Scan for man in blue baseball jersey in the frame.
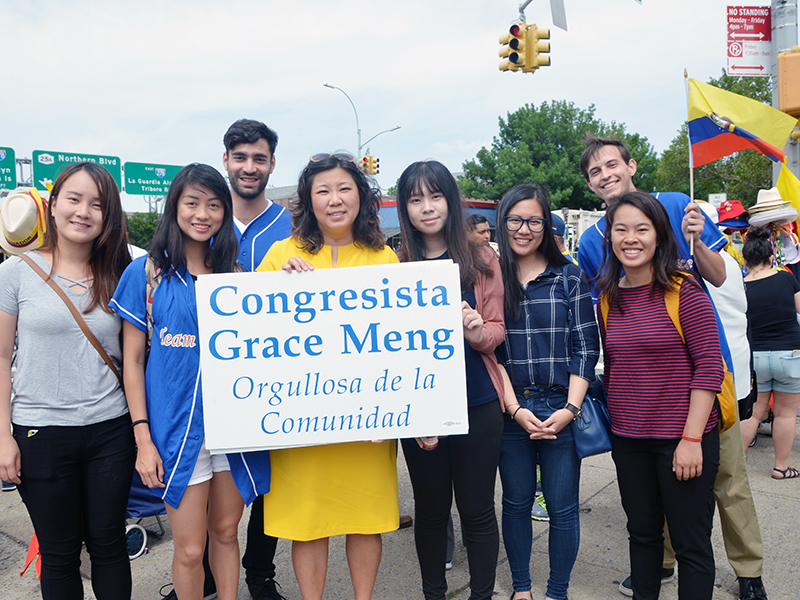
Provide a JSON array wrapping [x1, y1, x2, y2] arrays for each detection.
[[225, 119, 291, 600]]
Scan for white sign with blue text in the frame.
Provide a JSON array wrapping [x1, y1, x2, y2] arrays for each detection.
[[196, 260, 468, 453]]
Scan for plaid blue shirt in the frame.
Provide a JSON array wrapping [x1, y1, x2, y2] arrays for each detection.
[[500, 262, 599, 389]]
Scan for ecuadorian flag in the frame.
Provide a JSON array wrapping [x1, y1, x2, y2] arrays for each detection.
[[687, 79, 797, 167]]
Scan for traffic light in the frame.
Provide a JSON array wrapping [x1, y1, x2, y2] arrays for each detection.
[[367, 155, 379, 175], [360, 155, 379, 175], [499, 22, 525, 72], [524, 24, 550, 72], [778, 50, 800, 116]]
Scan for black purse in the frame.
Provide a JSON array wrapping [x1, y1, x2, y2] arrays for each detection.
[[560, 266, 612, 459]]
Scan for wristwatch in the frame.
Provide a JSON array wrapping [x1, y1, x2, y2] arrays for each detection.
[[564, 402, 582, 419]]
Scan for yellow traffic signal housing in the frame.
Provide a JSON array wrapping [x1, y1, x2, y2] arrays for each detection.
[[360, 156, 370, 173], [368, 155, 380, 175], [499, 23, 525, 72], [777, 50, 800, 116], [524, 24, 550, 72]]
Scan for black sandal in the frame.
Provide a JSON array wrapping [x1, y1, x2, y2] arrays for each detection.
[[772, 466, 800, 479]]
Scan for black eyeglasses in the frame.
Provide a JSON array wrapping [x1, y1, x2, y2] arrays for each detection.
[[309, 152, 356, 163], [504, 216, 547, 233]]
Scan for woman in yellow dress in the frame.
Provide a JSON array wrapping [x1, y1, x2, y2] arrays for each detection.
[[256, 152, 399, 600]]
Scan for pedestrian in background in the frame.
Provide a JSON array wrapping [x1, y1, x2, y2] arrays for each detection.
[[740, 225, 800, 480]]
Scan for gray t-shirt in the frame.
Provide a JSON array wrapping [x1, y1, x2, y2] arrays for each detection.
[[0, 251, 128, 426]]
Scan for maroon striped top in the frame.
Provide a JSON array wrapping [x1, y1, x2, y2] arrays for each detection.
[[599, 280, 723, 439]]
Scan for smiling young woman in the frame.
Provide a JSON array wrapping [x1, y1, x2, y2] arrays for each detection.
[[111, 164, 270, 600], [394, 160, 506, 600], [494, 183, 599, 600], [0, 162, 134, 600], [597, 191, 723, 600]]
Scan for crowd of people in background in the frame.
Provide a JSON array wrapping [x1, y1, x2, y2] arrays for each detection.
[[1, 121, 796, 600]]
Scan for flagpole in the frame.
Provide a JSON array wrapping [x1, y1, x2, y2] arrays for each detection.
[[685, 69, 694, 256]]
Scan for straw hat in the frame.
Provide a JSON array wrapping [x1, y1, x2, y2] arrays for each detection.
[[749, 187, 791, 215], [0, 189, 47, 256]]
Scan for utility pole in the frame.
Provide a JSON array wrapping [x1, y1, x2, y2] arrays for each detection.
[[322, 84, 400, 163], [772, 0, 799, 183]]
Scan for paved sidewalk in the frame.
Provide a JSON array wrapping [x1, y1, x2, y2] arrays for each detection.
[[0, 422, 797, 599]]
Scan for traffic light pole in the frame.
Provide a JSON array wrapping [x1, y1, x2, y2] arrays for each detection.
[[517, 0, 534, 21], [323, 83, 362, 157], [323, 84, 401, 165], [362, 126, 401, 150]]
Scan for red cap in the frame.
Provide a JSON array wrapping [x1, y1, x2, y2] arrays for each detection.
[[717, 200, 747, 222]]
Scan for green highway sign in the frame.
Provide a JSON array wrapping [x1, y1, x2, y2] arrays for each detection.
[[32, 150, 122, 190], [0, 147, 16, 190], [124, 162, 183, 195]]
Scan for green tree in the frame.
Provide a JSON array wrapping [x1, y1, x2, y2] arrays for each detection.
[[458, 100, 658, 209], [655, 70, 773, 207], [126, 212, 160, 250]]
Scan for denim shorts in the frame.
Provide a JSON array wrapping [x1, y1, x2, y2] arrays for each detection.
[[753, 350, 800, 393]]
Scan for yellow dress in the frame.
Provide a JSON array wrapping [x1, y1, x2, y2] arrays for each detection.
[[256, 237, 400, 540]]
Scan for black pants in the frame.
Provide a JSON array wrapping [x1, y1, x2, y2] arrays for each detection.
[[14, 414, 135, 600], [612, 429, 720, 600], [401, 401, 503, 600], [242, 494, 279, 584]]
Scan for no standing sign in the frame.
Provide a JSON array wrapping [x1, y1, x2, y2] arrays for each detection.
[[726, 5, 771, 77]]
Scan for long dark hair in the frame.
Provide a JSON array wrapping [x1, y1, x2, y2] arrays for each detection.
[[149, 164, 238, 277], [496, 183, 568, 319], [40, 162, 130, 313], [292, 154, 384, 254], [597, 191, 692, 311], [396, 160, 490, 291], [742, 226, 773, 268]]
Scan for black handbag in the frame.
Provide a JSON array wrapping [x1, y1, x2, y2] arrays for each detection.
[[560, 266, 613, 459], [738, 370, 757, 422]]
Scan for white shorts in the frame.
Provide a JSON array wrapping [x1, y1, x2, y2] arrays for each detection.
[[188, 438, 231, 486]]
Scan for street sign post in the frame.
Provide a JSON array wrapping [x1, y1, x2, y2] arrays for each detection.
[[32, 150, 122, 191], [726, 5, 772, 77], [123, 162, 183, 195], [0, 147, 16, 191]]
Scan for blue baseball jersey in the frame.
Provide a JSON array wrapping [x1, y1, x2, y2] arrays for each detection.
[[110, 256, 271, 508], [577, 191, 733, 383], [235, 203, 292, 272]]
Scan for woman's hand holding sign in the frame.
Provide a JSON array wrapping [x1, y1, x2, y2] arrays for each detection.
[[461, 301, 484, 346], [282, 256, 315, 273]]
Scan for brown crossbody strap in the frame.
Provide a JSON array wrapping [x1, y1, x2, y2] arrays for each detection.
[[19, 254, 124, 390]]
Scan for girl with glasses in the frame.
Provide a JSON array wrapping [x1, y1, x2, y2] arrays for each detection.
[[395, 160, 505, 600], [496, 183, 599, 600]]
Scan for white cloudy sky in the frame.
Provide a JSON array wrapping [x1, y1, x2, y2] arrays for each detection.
[[1, 0, 775, 212]]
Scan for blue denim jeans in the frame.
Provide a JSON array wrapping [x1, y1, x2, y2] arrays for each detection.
[[498, 388, 581, 600]]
